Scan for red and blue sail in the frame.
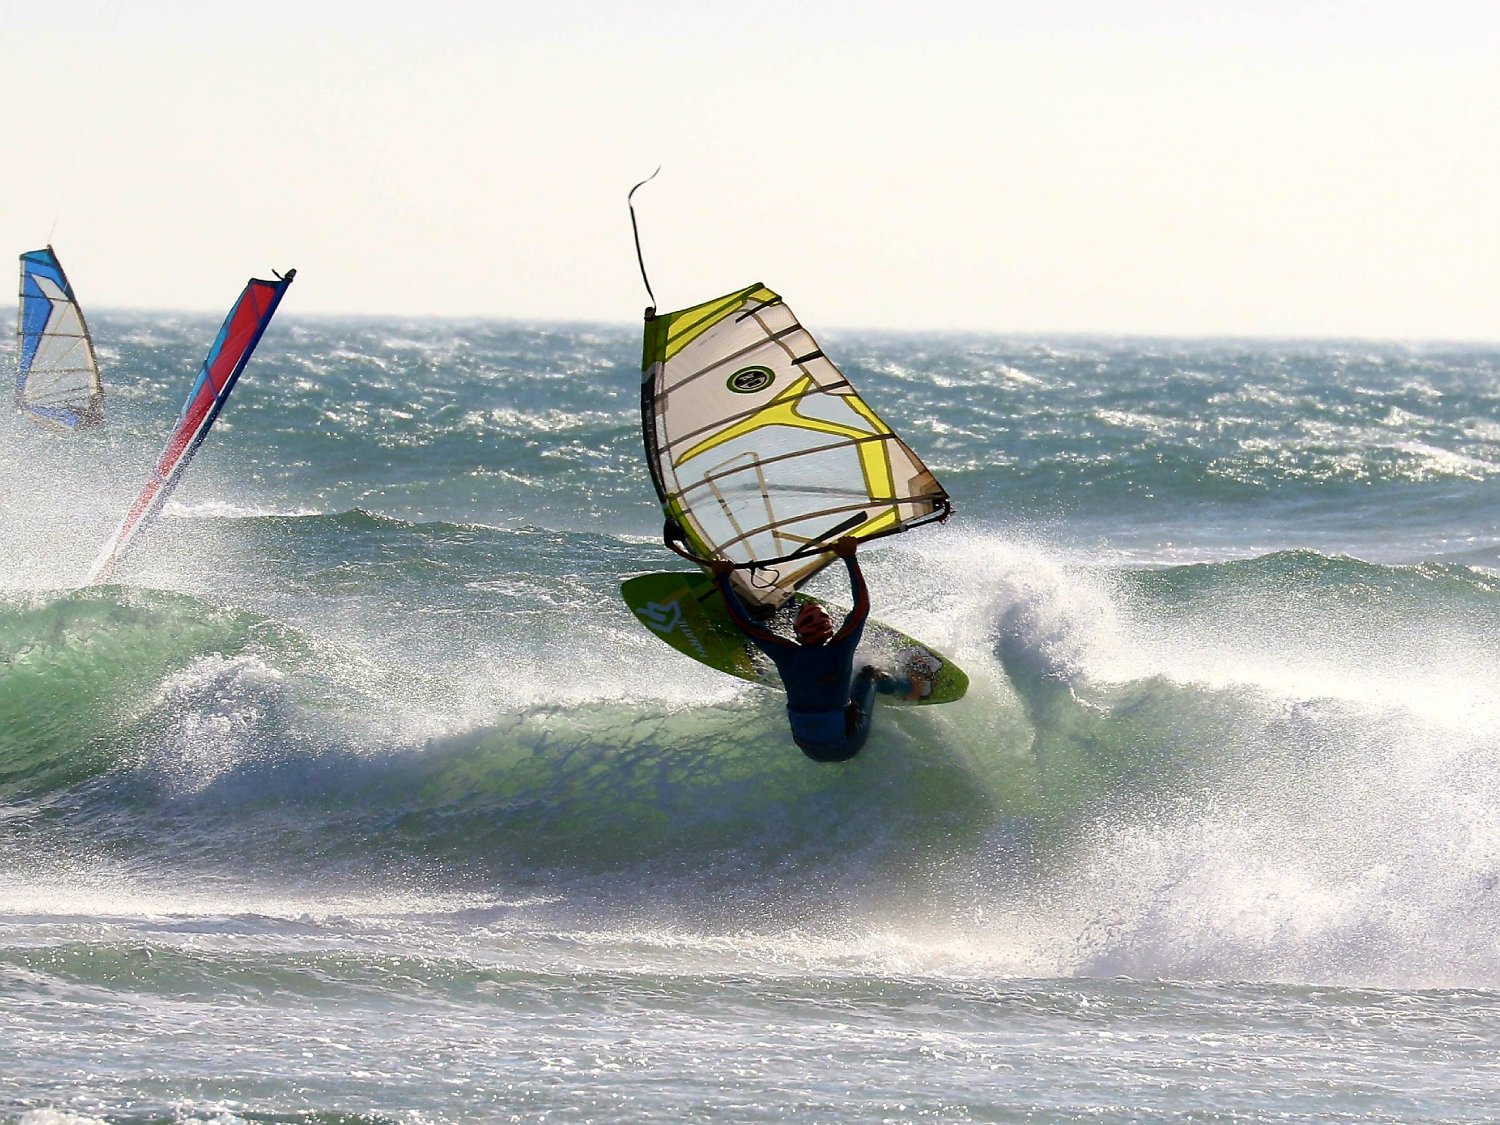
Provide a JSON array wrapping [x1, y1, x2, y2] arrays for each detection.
[[87, 269, 295, 584], [17, 246, 105, 431]]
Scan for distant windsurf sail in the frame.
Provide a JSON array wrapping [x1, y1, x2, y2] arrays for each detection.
[[86, 269, 295, 585], [641, 282, 950, 610], [17, 246, 104, 431]]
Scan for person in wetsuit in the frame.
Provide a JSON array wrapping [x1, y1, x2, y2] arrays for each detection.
[[710, 537, 912, 762]]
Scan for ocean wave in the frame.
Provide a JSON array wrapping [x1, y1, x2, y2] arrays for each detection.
[[3, 312, 1498, 995], [1, 542, 1493, 899]]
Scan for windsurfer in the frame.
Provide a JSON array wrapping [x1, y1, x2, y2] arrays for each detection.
[[710, 537, 917, 762]]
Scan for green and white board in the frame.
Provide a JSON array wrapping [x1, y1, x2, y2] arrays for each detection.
[[622, 570, 968, 706]]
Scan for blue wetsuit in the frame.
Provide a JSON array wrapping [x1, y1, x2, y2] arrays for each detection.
[[715, 556, 900, 762]]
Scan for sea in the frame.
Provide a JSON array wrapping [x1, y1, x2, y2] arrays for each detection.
[[2, 309, 1499, 1123]]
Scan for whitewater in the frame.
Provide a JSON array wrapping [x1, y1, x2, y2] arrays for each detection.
[[1, 312, 1498, 1122]]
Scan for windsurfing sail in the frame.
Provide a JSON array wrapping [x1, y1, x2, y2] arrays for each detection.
[[86, 269, 295, 585], [16, 246, 104, 431], [641, 282, 950, 611]]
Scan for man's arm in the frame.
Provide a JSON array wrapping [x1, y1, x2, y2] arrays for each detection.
[[830, 538, 870, 643], [710, 560, 792, 649]]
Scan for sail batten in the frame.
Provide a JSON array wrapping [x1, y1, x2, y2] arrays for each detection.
[[641, 282, 949, 610], [86, 269, 295, 585], [16, 246, 104, 431]]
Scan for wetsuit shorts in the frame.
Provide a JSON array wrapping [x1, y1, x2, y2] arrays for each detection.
[[787, 669, 881, 763]]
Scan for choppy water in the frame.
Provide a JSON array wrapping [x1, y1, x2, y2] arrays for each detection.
[[2, 311, 1499, 1122]]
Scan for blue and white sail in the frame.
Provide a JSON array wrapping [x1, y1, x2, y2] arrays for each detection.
[[17, 246, 104, 431]]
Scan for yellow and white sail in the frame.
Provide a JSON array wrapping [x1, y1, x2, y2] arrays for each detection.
[[641, 283, 949, 609]]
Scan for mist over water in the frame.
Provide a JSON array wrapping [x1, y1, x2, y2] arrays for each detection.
[[3, 314, 1499, 1120]]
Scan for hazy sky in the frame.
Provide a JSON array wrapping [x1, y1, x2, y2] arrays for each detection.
[[4, 1, 1499, 338]]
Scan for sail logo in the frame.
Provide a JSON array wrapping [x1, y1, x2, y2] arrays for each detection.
[[726, 365, 774, 394], [640, 599, 710, 659]]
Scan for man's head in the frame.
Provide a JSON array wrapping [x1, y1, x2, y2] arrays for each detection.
[[794, 603, 834, 646]]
